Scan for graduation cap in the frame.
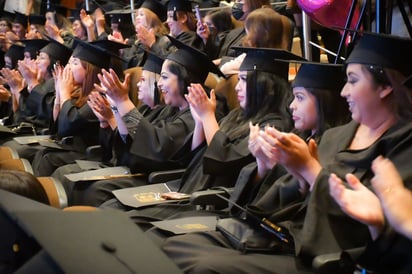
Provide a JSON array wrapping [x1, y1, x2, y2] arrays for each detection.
[[167, 0, 193, 12], [46, 4, 68, 17], [291, 62, 345, 91], [13, 11, 28, 26], [28, 14, 46, 25], [141, 0, 167, 22], [0, 190, 183, 273], [345, 32, 412, 76], [5, 44, 25, 68], [72, 40, 114, 69], [167, 0, 193, 20], [233, 47, 306, 80], [20, 39, 50, 58], [105, 9, 133, 24], [143, 50, 164, 74], [90, 39, 131, 56], [166, 35, 225, 83], [40, 39, 73, 66], [0, 10, 14, 22]]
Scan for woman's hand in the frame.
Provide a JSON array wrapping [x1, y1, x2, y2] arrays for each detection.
[[196, 20, 209, 44], [0, 85, 11, 102], [136, 25, 155, 48], [185, 83, 216, 120], [95, 69, 131, 104], [329, 172, 385, 239], [87, 91, 114, 123], [261, 126, 321, 187], [0, 68, 25, 94], [17, 59, 41, 91], [56, 65, 75, 104], [371, 156, 412, 239], [248, 123, 277, 178]]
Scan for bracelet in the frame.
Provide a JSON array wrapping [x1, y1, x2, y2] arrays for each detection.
[[111, 105, 119, 114]]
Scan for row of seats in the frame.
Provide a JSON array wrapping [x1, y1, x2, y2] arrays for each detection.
[[0, 145, 68, 208]]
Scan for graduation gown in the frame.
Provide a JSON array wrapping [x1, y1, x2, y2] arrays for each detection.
[[70, 105, 196, 206], [121, 111, 290, 226], [162, 120, 412, 273], [31, 99, 100, 176], [15, 78, 55, 129]]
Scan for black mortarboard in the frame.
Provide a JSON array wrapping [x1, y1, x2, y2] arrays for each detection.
[[28, 14, 46, 25], [40, 39, 73, 66], [5, 44, 25, 68], [105, 9, 133, 24], [20, 39, 50, 58], [291, 62, 345, 91], [234, 47, 305, 80], [141, 0, 167, 22], [166, 35, 225, 83], [0, 190, 183, 273], [167, 0, 193, 12], [345, 32, 412, 76], [143, 50, 164, 74], [0, 10, 14, 24], [46, 4, 68, 17], [72, 40, 112, 69], [90, 39, 131, 56], [13, 11, 28, 27], [167, 0, 193, 20]]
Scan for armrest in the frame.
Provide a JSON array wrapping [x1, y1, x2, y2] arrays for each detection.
[[190, 188, 233, 210], [86, 145, 102, 160], [312, 247, 365, 273], [148, 169, 186, 184], [60, 136, 73, 145]]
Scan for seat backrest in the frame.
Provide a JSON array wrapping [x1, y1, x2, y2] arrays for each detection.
[[37, 177, 68, 208], [214, 74, 240, 111], [124, 66, 143, 107], [0, 158, 33, 174], [0, 146, 19, 160]]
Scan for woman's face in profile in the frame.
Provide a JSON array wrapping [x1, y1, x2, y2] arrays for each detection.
[[341, 63, 389, 124], [137, 70, 156, 108], [235, 71, 247, 109], [158, 60, 182, 107], [290, 87, 317, 132]]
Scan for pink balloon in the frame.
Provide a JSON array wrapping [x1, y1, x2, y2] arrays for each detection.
[[297, 0, 360, 29]]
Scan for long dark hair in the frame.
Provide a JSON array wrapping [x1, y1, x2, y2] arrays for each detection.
[[304, 87, 350, 138], [362, 65, 412, 122], [220, 70, 292, 139], [164, 60, 192, 96]]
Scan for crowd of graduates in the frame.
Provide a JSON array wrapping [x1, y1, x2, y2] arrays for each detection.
[[1, 0, 412, 273]]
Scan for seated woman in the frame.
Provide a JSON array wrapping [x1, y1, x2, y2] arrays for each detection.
[[220, 6, 291, 76], [100, 47, 298, 229], [229, 61, 349, 212], [51, 50, 169, 203], [329, 156, 412, 273], [162, 33, 412, 273], [68, 37, 228, 206], [30, 40, 115, 176], [120, 0, 169, 68]]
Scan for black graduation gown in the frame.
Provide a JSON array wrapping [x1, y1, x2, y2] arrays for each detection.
[[120, 111, 290, 226], [31, 99, 100, 176], [162, 120, 412, 273], [70, 106, 196, 206], [217, 27, 246, 60], [1, 79, 55, 161]]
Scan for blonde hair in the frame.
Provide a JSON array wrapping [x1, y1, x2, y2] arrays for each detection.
[[139, 7, 168, 35]]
